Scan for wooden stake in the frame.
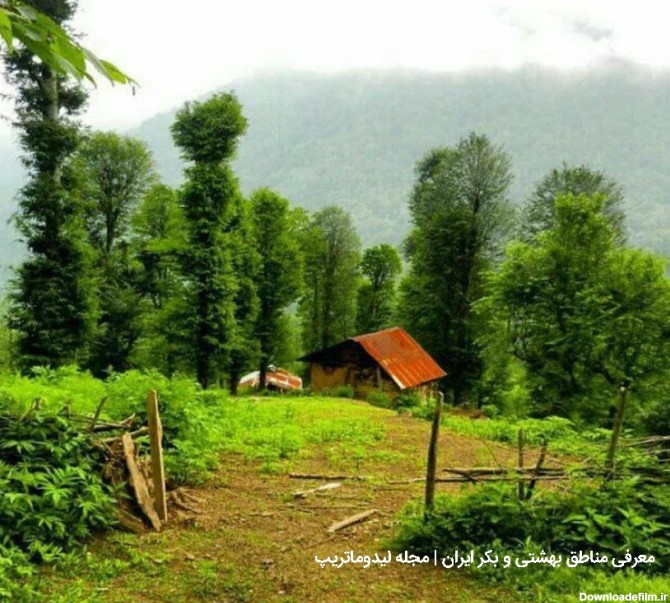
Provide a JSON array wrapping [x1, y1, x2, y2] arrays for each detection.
[[517, 428, 525, 500], [424, 391, 444, 517], [147, 390, 168, 523], [525, 438, 548, 500]]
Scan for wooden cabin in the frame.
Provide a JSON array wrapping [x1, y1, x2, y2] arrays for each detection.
[[299, 326, 446, 401]]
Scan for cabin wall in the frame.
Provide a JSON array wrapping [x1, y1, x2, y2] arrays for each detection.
[[308, 362, 442, 405], [309, 364, 354, 392], [309, 362, 400, 399], [352, 366, 399, 400]]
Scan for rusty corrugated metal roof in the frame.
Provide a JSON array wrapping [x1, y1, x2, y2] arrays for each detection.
[[351, 327, 446, 389]]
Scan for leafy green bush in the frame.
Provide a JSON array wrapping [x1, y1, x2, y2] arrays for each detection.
[[334, 385, 354, 398], [395, 391, 422, 410], [0, 545, 37, 602], [0, 414, 117, 561], [0, 366, 106, 416], [157, 386, 229, 484], [395, 480, 670, 575], [480, 404, 499, 418], [367, 390, 392, 408], [0, 412, 117, 601]]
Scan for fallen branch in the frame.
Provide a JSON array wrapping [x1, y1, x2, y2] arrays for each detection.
[[121, 433, 162, 531], [327, 509, 378, 533], [293, 482, 342, 498], [101, 426, 149, 444], [285, 503, 315, 514], [66, 413, 137, 433], [389, 475, 565, 485], [168, 490, 203, 515], [116, 508, 146, 534], [88, 397, 108, 432], [288, 473, 367, 481], [627, 435, 670, 448]]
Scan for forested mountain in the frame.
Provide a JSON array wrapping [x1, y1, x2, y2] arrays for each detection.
[[0, 144, 24, 284], [1, 63, 669, 285]]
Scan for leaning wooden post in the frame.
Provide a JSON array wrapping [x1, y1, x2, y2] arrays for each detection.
[[525, 437, 547, 501], [424, 391, 444, 518], [147, 390, 168, 523], [605, 383, 630, 479]]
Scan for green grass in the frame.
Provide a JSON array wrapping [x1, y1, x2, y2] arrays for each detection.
[[440, 413, 613, 458], [214, 397, 385, 466]]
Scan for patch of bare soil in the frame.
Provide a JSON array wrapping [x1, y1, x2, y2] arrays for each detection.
[[74, 409, 542, 602]]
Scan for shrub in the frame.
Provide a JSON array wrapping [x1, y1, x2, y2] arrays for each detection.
[[0, 545, 37, 602], [0, 413, 117, 561], [367, 391, 392, 408], [395, 391, 422, 410], [480, 404, 499, 418], [394, 480, 670, 575], [158, 387, 229, 484], [334, 385, 355, 398]]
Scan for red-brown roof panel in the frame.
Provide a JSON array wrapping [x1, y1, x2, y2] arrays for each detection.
[[352, 327, 446, 389]]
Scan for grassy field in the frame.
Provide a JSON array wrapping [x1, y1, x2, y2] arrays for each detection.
[[32, 396, 528, 603]]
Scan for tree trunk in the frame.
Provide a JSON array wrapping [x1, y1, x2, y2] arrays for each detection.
[[229, 373, 239, 396]]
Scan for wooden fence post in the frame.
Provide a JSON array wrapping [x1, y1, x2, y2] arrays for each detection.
[[605, 384, 630, 479], [424, 391, 444, 518], [517, 428, 525, 500], [147, 390, 168, 523]]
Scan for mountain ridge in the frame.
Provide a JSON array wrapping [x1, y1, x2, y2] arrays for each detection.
[[0, 64, 668, 287]]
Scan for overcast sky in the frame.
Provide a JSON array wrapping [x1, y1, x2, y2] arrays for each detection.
[[1, 0, 669, 139]]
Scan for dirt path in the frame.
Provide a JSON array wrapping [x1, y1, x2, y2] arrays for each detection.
[[47, 409, 531, 602]]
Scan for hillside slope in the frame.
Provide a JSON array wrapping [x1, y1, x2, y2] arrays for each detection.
[[132, 65, 670, 254]]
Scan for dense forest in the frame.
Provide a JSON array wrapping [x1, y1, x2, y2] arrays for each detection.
[[1, 64, 670, 285], [1, 2, 670, 602]]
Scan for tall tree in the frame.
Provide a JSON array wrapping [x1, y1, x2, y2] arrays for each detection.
[[299, 206, 360, 352], [250, 188, 303, 390], [397, 133, 514, 405], [131, 184, 187, 375], [71, 132, 156, 374], [4, 0, 97, 369], [171, 93, 248, 388], [74, 132, 155, 258], [226, 193, 260, 394], [524, 163, 627, 243], [356, 244, 401, 333], [486, 193, 670, 425]]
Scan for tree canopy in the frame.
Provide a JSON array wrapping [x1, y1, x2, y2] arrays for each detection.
[[299, 206, 361, 352], [524, 163, 627, 243], [487, 193, 670, 424], [0, 0, 133, 84], [356, 244, 401, 334], [398, 132, 514, 404]]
